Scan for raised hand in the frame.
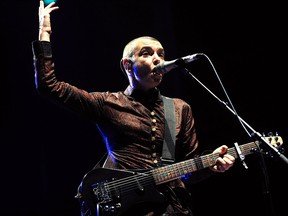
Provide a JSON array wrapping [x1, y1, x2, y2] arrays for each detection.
[[38, 0, 59, 41]]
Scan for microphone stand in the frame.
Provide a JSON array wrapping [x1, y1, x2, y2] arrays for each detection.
[[180, 67, 288, 165], [180, 65, 287, 216]]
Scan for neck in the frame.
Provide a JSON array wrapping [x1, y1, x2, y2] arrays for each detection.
[[130, 84, 154, 92]]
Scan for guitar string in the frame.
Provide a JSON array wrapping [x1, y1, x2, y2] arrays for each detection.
[[97, 143, 259, 196], [93, 159, 202, 196]]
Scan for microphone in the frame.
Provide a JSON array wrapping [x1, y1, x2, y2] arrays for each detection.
[[153, 53, 201, 74]]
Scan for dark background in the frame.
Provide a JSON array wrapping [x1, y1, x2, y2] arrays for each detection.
[[1, 1, 287, 216]]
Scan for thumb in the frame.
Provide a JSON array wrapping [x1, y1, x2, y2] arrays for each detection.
[[218, 145, 228, 155]]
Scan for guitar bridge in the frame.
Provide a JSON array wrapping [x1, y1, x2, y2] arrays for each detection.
[[91, 180, 122, 215]]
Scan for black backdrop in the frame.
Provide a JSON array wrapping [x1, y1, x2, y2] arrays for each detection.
[[1, 1, 287, 216]]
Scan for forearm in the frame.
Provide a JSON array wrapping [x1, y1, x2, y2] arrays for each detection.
[[32, 40, 59, 95], [39, 25, 51, 42]]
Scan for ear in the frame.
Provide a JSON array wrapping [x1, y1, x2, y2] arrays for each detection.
[[122, 58, 132, 72]]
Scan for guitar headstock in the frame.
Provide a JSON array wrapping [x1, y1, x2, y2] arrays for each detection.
[[260, 133, 285, 157], [263, 133, 283, 148]]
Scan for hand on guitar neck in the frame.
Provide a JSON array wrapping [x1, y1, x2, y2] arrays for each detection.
[[209, 145, 235, 173]]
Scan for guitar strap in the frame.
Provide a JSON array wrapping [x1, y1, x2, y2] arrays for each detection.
[[92, 151, 108, 169], [161, 96, 176, 164]]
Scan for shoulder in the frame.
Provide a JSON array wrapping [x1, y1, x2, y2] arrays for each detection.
[[173, 97, 190, 107], [90, 91, 130, 103]]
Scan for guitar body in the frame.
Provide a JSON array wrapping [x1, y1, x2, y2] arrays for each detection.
[[81, 168, 166, 216]]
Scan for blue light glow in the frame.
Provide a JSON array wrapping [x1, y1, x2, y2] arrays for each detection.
[[44, 0, 57, 6]]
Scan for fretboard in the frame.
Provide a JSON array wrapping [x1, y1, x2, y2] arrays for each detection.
[[152, 141, 259, 185]]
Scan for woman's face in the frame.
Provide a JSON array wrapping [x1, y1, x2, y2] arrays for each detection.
[[130, 38, 165, 91]]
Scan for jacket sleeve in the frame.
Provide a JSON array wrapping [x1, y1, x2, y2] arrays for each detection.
[[31, 40, 104, 121]]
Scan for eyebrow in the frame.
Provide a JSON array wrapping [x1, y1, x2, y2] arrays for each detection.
[[140, 45, 163, 50], [139, 46, 164, 54]]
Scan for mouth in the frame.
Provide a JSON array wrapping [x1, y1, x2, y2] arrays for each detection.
[[152, 67, 162, 75], [151, 71, 162, 81]]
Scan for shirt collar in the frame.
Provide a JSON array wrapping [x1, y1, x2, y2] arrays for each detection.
[[124, 85, 162, 104]]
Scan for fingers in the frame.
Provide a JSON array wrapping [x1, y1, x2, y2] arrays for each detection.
[[39, 0, 44, 15], [39, 1, 59, 14], [46, 2, 57, 9], [217, 155, 234, 166], [219, 145, 228, 154], [216, 153, 234, 171], [38, 0, 59, 25], [39, 1, 44, 28], [211, 145, 235, 172]]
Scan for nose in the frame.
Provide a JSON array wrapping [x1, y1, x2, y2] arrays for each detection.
[[152, 54, 162, 65]]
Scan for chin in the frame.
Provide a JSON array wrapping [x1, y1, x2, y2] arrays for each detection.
[[154, 78, 162, 85]]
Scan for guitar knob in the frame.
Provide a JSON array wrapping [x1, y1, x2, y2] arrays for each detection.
[[110, 205, 116, 212], [104, 205, 109, 211]]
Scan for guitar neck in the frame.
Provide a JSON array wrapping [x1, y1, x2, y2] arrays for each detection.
[[152, 141, 259, 185]]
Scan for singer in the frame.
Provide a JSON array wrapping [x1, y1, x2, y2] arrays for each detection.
[[32, 1, 235, 216]]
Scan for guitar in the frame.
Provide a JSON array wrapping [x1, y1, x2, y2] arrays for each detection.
[[79, 135, 283, 216]]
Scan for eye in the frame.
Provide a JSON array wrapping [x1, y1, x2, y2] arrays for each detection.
[[158, 52, 165, 58], [139, 47, 154, 57], [142, 51, 150, 56]]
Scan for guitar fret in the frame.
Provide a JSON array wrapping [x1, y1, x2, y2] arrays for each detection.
[[178, 162, 187, 175], [156, 167, 165, 182], [175, 163, 182, 176], [202, 154, 217, 168], [188, 159, 197, 172]]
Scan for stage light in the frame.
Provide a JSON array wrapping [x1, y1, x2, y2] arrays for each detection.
[[43, 0, 57, 6]]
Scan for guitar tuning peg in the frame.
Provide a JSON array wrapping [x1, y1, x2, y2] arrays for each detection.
[[267, 132, 274, 137], [279, 146, 285, 153]]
